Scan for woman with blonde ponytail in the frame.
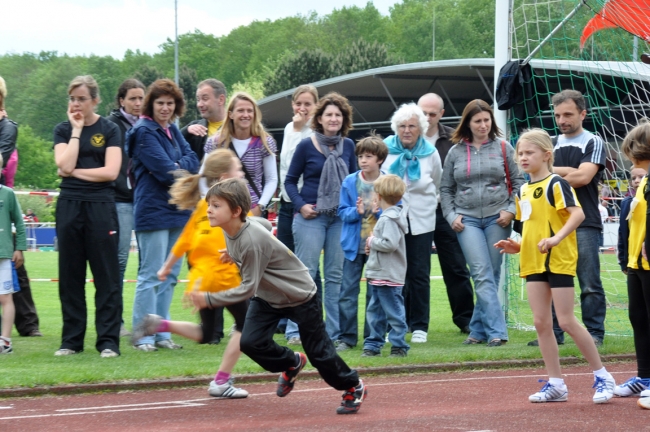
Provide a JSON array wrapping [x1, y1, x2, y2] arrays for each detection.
[[131, 148, 251, 399]]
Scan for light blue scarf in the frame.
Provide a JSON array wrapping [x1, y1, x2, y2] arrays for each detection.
[[385, 135, 435, 181]]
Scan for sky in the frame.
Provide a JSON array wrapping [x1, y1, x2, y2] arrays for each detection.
[[2, 0, 398, 59]]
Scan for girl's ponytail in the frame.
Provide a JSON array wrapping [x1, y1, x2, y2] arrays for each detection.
[[169, 172, 202, 210]]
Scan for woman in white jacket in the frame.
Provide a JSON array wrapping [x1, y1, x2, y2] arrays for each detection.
[[277, 85, 321, 344], [383, 103, 442, 344]]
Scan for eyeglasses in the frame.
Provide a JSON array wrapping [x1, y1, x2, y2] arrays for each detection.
[[68, 96, 92, 104]]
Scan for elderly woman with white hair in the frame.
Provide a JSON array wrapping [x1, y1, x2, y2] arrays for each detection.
[[383, 103, 442, 344]]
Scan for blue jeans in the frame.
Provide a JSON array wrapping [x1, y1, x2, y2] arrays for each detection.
[[456, 214, 509, 342], [116, 202, 134, 324], [338, 253, 372, 347], [277, 199, 321, 336], [553, 226, 606, 342], [289, 212, 344, 340], [132, 228, 183, 345], [363, 284, 408, 352]]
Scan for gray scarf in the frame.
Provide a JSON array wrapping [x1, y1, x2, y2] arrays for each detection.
[[315, 132, 349, 215]]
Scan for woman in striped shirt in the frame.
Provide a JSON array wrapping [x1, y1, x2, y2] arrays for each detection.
[[203, 92, 277, 216]]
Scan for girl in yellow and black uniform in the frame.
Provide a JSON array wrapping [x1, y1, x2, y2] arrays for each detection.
[[613, 121, 650, 408], [495, 128, 615, 404]]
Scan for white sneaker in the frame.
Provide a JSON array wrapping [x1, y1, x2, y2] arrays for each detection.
[[638, 397, 650, 409], [287, 337, 302, 345], [593, 375, 616, 403], [411, 330, 427, 343], [614, 377, 650, 397], [100, 349, 119, 358], [133, 343, 157, 352], [208, 380, 249, 398], [131, 314, 163, 345], [120, 325, 131, 338], [640, 389, 650, 398], [528, 380, 568, 403], [54, 348, 79, 356], [155, 339, 183, 350]]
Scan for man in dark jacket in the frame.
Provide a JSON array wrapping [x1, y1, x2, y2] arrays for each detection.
[[181, 79, 227, 162], [418, 93, 474, 334]]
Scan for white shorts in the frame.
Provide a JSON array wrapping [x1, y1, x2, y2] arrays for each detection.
[[0, 259, 15, 295]]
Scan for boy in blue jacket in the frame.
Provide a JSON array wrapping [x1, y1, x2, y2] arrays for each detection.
[[336, 134, 388, 351]]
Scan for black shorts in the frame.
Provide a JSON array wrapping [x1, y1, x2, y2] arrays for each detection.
[[199, 299, 249, 344], [526, 272, 574, 288]]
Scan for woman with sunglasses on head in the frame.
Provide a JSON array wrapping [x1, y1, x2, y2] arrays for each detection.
[[53, 75, 123, 358]]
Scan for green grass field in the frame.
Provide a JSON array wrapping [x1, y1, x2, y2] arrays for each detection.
[[0, 251, 635, 389]]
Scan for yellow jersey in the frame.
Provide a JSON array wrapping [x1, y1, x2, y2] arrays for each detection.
[[627, 176, 650, 270], [516, 174, 581, 277], [172, 199, 242, 293]]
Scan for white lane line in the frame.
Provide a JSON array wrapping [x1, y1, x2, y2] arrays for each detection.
[[0, 370, 635, 421], [0, 406, 13, 410]]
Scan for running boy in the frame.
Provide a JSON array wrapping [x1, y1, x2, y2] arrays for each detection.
[[191, 178, 367, 414], [495, 129, 615, 404], [337, 133, 388, 351], [611, 121, 650, 410], [0, 153, 25, 354], [132, 149, 250, 398], [361, 174, 409, 358]]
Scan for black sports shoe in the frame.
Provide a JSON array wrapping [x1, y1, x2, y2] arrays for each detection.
[[389, 347, 407, 357], [528, 339, 564, 347], [276, 352, 307, 397], [361, 349, 380, 357], [336, 379, 367, 414]]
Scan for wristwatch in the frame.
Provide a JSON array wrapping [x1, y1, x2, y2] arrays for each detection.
[[258, 204, 267, 212]]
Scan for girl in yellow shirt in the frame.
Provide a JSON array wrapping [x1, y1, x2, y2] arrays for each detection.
[[495, 129, 615, 404], [132, 148, 250, 399]]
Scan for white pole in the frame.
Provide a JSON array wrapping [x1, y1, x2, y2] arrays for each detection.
[[174, 0, 179, 86], [432, 6, 436, 61], [494, 0, 510, 138]]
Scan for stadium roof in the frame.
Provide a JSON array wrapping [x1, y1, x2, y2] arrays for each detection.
[[258, 58, 650, 137]]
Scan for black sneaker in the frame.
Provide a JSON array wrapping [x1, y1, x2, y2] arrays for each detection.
[[276, 352, 307, 397], [336, 379, 367, 414], [528, 339, 564, 347], [389, 347, 407, 357], [361, 349, 380, 357]]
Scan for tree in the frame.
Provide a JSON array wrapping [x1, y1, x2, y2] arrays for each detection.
[[331, 39, 402, 76], [134, 64, 164, 88], [13, 125, 59, 190], [178, 65, 199, 126], [263, 49, 333, 95]]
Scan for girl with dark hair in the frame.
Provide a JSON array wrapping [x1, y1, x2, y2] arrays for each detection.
[[125, 79, 199, 352], [53, 75, 123, 357], [441, 99, 524, 347], [106, 78, 145, 337], [284, 92, 357, 342]]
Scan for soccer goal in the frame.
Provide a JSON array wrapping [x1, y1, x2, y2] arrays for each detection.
[[502, 0, 650, 336]]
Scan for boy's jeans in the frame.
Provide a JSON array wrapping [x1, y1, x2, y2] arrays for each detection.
[[363, 284, 409, 353], [338, 253, 372, 347]]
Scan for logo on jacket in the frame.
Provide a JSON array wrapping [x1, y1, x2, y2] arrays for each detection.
[[91, 134, 106, 147], [533, 187, 543, 199]]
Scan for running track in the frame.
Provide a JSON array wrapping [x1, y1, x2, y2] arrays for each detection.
[[0, 362, 648, 431]]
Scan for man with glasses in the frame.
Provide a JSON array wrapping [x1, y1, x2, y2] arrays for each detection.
[[418, 93, 474, 334]]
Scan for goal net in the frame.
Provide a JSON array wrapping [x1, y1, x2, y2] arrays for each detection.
[[504, 0, 650, 336]]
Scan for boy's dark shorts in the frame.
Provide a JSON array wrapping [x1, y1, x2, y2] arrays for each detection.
[[526, 272, 574, 288]]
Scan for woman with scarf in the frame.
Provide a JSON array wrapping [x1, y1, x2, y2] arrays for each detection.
[[284, 92, 357, 342], [440, 99, 524, 347], [203, 92, 277, 217], [383, 103, 442, 344], [107, 78, 145, 338]]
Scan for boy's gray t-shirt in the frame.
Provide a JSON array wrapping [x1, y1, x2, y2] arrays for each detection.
[[206, 219, 316, 308]]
